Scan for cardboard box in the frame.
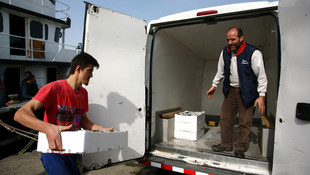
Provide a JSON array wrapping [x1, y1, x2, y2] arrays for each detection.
[[206, 115, 220, 126], [37, 130, 128, 154], [174, 111, 205, 141]]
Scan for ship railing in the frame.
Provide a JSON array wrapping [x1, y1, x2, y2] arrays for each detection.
[[55, 0, 70, 21], [3, 0, 70, 22], [0, 32, 78, 62]]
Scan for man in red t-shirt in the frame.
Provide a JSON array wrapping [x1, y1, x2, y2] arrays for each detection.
[[14, 52, 113, 175]]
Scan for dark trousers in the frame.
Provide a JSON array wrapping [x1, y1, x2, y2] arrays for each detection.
[[220, 87, 254, 151]]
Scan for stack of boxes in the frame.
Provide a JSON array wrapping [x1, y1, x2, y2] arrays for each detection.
[[174, 111, 205, 141]]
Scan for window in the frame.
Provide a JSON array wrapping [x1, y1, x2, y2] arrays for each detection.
[[10, 14, 25, 56], [49, 0, 56, 5], [30, 20, 43, 38], [45, 24, 48, 40], [54, 27, 62, 43]]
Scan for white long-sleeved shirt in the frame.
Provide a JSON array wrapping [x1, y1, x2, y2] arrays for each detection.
[[212, 50, 267, 96]]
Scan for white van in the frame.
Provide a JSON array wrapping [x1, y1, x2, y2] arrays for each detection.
[[82, 0, 310, 174]]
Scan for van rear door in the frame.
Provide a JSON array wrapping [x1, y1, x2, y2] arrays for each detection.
[[82, 2, 147, 169], [274, 0, 310, 174]]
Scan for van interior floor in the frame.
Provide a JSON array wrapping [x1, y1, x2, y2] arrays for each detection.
[[152, 125, 272, 174], [155, 125, 265, 159]]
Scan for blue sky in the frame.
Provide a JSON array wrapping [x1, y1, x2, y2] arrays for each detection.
[[63, 0, 275, 47]]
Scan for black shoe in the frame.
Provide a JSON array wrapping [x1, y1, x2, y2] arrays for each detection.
[[234, 150, 245, 158], [212, 144, 233, 152]]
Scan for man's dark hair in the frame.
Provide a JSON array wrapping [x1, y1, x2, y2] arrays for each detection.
[[228, 27, 243, 38], [69, 52, 99, 75], [25, 71, 32, 76]]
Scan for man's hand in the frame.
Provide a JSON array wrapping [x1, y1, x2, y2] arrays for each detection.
[[45, 124, 72, 151], [91, 125, 114, 132], [206, 86, 216, 99], [254, 96, 265, 114], [101, 127, 114, 131]]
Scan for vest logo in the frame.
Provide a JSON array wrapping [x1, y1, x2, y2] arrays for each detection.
[[241, 60, 249, 64]]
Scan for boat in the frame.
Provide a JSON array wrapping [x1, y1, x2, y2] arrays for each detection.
[[0, 0, 77, 158]]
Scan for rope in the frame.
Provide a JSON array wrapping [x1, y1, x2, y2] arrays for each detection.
[[0, 119, 38, 141], [18, 137, 37, 155]]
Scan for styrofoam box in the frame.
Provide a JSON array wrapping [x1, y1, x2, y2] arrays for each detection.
[[174, 111, 205, 141], [174, 111, 205, 133], [260, 128, 274, 157], [174, 128, 205, 141], [37, 130, 128, 154]]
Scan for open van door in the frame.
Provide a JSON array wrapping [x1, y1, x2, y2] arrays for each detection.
[[82, 2, 147, 169], [274, 0, 310, 174]]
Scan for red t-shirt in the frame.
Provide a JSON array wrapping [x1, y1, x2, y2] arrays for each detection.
[[34, 80, 88, 131]]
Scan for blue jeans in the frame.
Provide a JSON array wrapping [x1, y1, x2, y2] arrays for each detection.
[[40, 153, 82, 175]]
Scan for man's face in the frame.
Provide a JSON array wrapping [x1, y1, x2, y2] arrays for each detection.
[[226, 29, 243, 52], [29, 78, 35, 84], [79, 65, 94, 86], [25, 73, 31, 79]]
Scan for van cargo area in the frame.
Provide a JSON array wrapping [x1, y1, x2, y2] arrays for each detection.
[[83, 0, 310, 174], [148, 12, 278, 174]]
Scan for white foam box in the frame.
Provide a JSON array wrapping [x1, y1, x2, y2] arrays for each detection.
[[174, 128, 205, 141], [37, 130, 128, 154], [174, 111, 205, 141], [260, 127, 275, 157]]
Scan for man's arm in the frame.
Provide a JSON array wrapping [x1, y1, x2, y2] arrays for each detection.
[[212, 51, 225, 87], [14, 99, 72, 150], [206, 51, 224, 99], [252, 50, 267, 96], [80, 113, 114, 131], [252, 50, 267, 114]]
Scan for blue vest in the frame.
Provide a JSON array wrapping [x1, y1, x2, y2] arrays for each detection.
[[222, 42, 259, 108]]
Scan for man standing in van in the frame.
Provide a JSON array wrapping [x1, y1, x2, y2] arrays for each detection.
[[14, 52, 113, 174], [206, 27, 267, 158]]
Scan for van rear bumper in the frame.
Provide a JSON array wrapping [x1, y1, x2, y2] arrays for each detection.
[[140, 154, 246, 175]]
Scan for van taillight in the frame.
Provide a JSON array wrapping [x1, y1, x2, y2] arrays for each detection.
[[197, 10, 218, 16]]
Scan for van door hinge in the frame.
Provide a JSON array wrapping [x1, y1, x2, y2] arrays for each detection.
[[90, 5, 99, 14]]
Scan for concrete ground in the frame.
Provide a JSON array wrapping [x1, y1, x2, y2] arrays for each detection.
[[0, 150, 181, 175]]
